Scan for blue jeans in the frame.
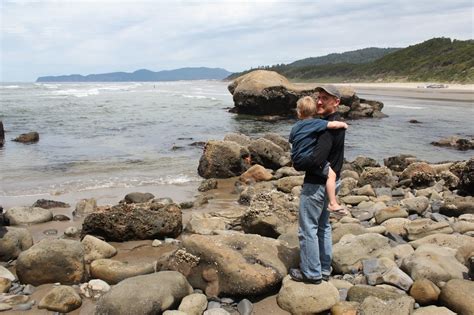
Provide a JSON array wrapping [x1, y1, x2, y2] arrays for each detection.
[[298, 180, 340, 279]]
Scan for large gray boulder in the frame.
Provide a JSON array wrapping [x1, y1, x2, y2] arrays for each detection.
[[81, 203, 182, 241], [95, 271, 193, 315], [0, 226, 33, 261], [5, 206, 53, 225], [197, 140, 249, 178], [16, 239, 85, 286], [161, 233, 298, 297]]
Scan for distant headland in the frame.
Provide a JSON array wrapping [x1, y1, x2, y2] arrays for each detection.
[[36, 67, 233, 82]]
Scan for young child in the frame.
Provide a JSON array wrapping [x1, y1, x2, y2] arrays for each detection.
[[289, 96, 348, 213]]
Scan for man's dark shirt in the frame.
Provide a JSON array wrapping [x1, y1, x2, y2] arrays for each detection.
[[304, 112, 345, 185]]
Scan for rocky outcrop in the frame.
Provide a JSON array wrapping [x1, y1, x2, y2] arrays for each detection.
[[81, 203, 182, 241], [228, 70, 386, 118], [431, 136, 474, 151]]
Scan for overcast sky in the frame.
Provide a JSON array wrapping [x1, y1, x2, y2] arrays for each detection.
[[1, 0, 473, 82]]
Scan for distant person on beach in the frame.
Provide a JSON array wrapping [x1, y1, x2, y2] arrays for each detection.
[[289, 96, 347, 213], [290, 85, 347, 285]]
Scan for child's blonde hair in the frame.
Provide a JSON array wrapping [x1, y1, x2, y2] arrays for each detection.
[[296, 96, 317, 118]]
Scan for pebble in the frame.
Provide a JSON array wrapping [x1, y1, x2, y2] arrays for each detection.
[[220, 297, 234, 304], [237, 298, 253, 315], [164, 238, 181, 245], [43, 229, 58, 235], [64, 226, 79, 237], [152, 239, 162, 247], [23, 284, 36, 295], [13, 300, 35, 311], [207, 301, 221, 310], [53, 214, 70, 221]]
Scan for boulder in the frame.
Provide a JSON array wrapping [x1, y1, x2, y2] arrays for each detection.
[[241, 190, 298, 238], [381, 266, 413, 291], [440, 196, 474, 217], [384, 154, 418, 172], [401, 245, 468, 284], [358, 296, 415, 315], [163, 233, 298, 296], [228, 70, 310, 116], [358, 167, 395, 188], [263, 133, 291, 151], [95, 271, 193, 315], [405, 219, 453, 241], [239, 164, 273, 183], [81, 203, 182, 241], [340, 195, 370, 205], [16, 239, 85, 286], [347, 285, 405, 303], [277, 275, 340, 314], [431, 136, 474, 151], [123, 192, 154, 203], [332, 223, 368, 244], [12, 131, 39, 143], [409, 279, 440, 305], [38, 285, 82, 313], [81, 235, 117, 263], [198, 178, 218, 192], [273, 166, 303, 179], [338, 177, 358, 196], [401, 196, 430, 214], [90, 259, 155, 285], [457, 158, 474, 195], [4, 206, 53, 225], [275, 175, 304, 193], [223, 133, 252, 147], [178, 293, 208, 315], [381, 218, 410, 237], [413, 306, 456, 315], [248, 138, 291, 170], [75, 198, 97, 214], [332, 233, 394, 274], [0, 226, 33, 261], [409, 233, 473, 250], [32, 199, 70, 209], [185, 213, 227, 235], [352, 184, 376, 197], [198, 140, 249, 178], [400, 162, 436, 181], [374, 206, 408, 224], [439, 279, 474, 315]]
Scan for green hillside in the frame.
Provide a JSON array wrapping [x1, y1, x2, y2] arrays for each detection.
[[228, 38, 474, 83], [288, 47, 401, 67]]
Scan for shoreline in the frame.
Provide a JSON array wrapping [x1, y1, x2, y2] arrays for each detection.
[[294, 82, 474, 102]]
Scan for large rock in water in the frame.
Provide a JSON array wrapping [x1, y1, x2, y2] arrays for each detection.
[[95, 271, 193, 315], [162, 233, 298, 297], [198, 140, 250, 178], [0, 226, 33, 261], [228, 70, 384, 118], [81, 203, 182, 241], [16, 239, 85, 286], [12, 131, 39, 143]]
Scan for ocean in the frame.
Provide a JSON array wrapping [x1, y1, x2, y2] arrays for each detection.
[[1, 81, 473, 204]]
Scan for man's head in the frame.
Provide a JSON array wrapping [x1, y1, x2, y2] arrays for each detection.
[[315, 85, 341, 115], [296, 96, 317, 119]]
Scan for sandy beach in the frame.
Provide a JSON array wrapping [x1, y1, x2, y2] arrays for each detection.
[[294, 82, 474, 102]]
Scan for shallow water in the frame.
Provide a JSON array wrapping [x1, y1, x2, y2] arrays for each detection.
[[1, 81, 473, 202]]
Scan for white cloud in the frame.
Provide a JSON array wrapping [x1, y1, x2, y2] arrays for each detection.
[[1, 0, 472, 81]]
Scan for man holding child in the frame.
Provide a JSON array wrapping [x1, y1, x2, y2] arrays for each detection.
[[289, 85, 347, 284]]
